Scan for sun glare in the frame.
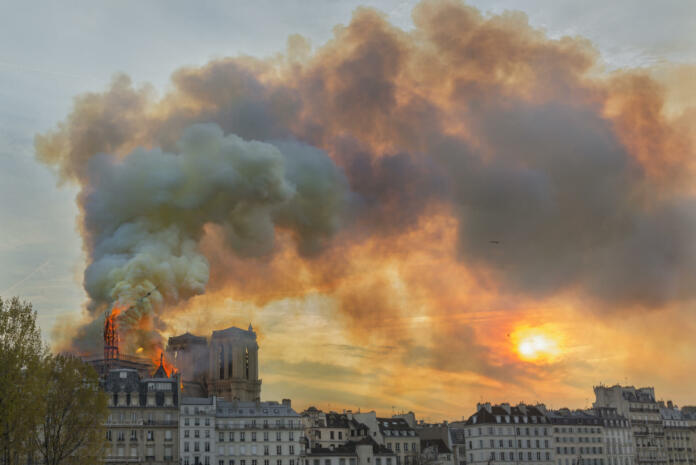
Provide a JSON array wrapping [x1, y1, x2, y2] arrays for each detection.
[[512, 326, 561, 363]]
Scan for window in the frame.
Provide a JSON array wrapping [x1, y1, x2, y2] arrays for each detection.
[[146, 431, 153, 441], [265, 432, 269, 441], [277, 446, 282, 455], [265, 445, 270, 455], [206, 442, 210, 452], [195, 430, 200, 438], [241, 432, 246, 442], [117, 431, 125, 441], [331, 431, 335, 440], [185, 442, 190, 452]]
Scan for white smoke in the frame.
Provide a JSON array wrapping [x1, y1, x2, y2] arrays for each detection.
[[81, 123, 351, 342]]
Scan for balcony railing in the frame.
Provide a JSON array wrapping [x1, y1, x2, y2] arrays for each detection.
[[216, 423, 300, 430], [143, 419, 178, 426]]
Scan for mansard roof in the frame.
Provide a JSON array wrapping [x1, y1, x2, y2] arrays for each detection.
[[326, 412, 350, 428], [547, 409, 602, 425], [377, 418, 416, 435], [421, 439, 452, 455], [308, 437, 395, 457], [465, 404, 548, 425]]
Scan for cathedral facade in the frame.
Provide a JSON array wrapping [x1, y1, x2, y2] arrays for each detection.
[[166, 324, 261, 401]]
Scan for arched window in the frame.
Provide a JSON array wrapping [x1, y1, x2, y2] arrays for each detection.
[[245, 347, 250, 379], [219, 345, 225, 379]]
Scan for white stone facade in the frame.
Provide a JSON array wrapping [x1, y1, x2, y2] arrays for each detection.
[[180, 397, 304, 465], [460, 403, 554, 465]]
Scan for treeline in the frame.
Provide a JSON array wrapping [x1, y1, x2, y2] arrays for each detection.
[[0, 297, 108, 465]]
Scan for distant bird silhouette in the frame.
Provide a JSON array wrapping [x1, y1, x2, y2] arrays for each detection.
[[489, 240, 500, 244]]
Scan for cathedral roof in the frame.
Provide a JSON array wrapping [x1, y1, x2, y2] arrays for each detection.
[[168, 331, 207, 345], [151, 353, 169, 379], [212, 325, 256, 339]]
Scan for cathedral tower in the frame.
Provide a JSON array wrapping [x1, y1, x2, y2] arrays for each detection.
[[166, 324, 262, 401]]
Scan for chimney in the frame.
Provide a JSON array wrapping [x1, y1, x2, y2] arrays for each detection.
[[283, 399, 292, 408], [477, 403, 492, 413]]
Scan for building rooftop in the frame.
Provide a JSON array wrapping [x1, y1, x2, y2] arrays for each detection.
[[378, 418, 416, 436], [211, 325, 257, 340], [466, 403, 548, 425], [547, 409, 602, 425], [326, 412, 350, 428], [421, 439, 452, 455], [308, 438, 394, 457]]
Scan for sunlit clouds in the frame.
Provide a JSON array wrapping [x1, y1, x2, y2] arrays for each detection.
[[33, 0, 696, 420]]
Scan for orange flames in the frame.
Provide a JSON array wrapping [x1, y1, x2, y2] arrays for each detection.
[[151, 349, 177, 378]]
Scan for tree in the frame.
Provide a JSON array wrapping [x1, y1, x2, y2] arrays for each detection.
[[0, 297, 46, 465], [31, 354, 109, 465], [0, 296, 109, 465]]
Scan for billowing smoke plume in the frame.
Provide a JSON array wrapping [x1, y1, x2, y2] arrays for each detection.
[[36, 0, 695, 363], [55, 123, 351, 353]]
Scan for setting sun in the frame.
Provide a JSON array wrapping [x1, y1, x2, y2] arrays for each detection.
[[511, 326, 562, 363]]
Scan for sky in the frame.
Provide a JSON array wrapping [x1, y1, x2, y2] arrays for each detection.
[[1, 0, 695, 421]]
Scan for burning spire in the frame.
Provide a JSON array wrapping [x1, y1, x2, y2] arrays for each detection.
[[103, 307, 120, 361]]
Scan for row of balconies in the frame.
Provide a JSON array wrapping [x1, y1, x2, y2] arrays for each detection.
[[106, 420, 178, 426], [215, 424, 301, 430], [112, 437, 174, 442]]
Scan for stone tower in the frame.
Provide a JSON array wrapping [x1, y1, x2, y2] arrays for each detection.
[[166, 324, 262, 401]]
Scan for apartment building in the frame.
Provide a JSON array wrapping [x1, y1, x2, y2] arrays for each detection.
[[103, 363, 179, 463], [594, 385, 667, 465], [460, 402, 554, 465], [303, 437, 395, 465], [180, 397, 304, 465], [547, 409, 605, 465], [378, 418, 421, 465], [302, 408, 357, 449], [420, 439, 455, 465], [660, 402, 694, 465], [595, 407, 633, 465]]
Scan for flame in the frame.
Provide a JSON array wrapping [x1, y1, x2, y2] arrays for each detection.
[[135, 347, 144, 354], [151, 349, 176, 377], [108, 302, 128, 319]]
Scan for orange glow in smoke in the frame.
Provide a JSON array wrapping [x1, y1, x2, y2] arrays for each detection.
[[511, 325, 561, 363]]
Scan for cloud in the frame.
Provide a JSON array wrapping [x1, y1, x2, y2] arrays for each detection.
[[35, 0, 695, 408]]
